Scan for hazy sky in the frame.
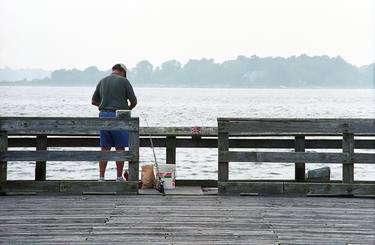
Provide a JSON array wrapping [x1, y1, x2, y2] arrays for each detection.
[[0, 0, 374, 70]]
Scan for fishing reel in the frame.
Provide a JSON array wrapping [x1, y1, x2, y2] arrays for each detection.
[[155, 178, 165, 196]]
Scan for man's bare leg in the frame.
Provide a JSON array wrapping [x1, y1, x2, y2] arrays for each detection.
[[100, 146, 111, 178], [115, 147, 125, 178]]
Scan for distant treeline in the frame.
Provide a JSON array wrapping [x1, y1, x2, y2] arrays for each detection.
[[1, 55, 374, 88]]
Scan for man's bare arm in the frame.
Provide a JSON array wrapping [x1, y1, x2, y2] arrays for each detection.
[[92, 99, 100, 106], [129, 99, 137, 110]]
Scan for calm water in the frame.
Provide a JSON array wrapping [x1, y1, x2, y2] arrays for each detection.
[[1, 86, 374, 180]]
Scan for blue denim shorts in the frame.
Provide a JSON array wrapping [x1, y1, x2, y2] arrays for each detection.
[[99, 111, 129, 147]]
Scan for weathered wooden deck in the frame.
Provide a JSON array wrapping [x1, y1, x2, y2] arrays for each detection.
[[0, 194, 374, 244]]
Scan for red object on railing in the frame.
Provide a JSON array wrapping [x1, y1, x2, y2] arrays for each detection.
[[191, 126, 202, 134]]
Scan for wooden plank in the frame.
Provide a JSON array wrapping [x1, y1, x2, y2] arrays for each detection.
[[5, 126, 217, 137], [218, 118, 375, 135], [294, 136, 305, 182], [175, 179, 217, 187], [356, 139, 375, 149], [220, 151, 346, 163], [166, 136, 176, 164], [140, 137, 165, 147], [0, 117, 139, 134], [59, 181, 138, 195], [0, 151, 137, 162], [115, 110, 131, 120], [8, 137, 36, 147], [8, 137, 375, 150], [290, 182, 375, 196], [141, 126, 217, 136], [164, 186, 204, 195], [353, 153, 375, 163], [128, 118, 139, 183], [5, 123, 375, 136], [176, 138, 216, 148], [8, 137, 165, 148], [218, 181, 284, 195], [219, 181, 375, 196], [218, 121, 229, 182], [0, 180, 138, 195], [343, 132, 355, 183], [35, 135, 47, 181], [0, 131, 7, 181]]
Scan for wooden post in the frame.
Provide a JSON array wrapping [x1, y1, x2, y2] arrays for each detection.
[[0, 131, 7, 181], [218, 124, 229, 182], [128, 118, 139, 182], [192, 135, 202, 146], [117, 111, 138, 181], [35, 135, 47, 181], [342, 132, 354, 183], [294, 136, 305, 182], [166, 136, 176, 165], [116, 110, 131, 120]]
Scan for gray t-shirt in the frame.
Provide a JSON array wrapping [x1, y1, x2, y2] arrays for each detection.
[[92, 74, 137, 111]]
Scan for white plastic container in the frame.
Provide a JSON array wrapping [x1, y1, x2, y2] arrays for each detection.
[[157, 164, 176, 189]]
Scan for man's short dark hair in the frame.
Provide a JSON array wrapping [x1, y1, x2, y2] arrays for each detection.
[[112, 64, 126, 72]]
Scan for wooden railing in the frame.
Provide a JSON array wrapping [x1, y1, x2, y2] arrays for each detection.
[[218, 118, 375, 196], [0, 116, 139, 194], [1, 117, 375, 196]]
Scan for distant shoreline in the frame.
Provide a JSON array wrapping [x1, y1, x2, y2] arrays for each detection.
[[0, 83, 373, 89], [1, 55, 374, 89]]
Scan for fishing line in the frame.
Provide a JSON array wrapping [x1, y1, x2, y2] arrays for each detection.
[[141, 113, 165, 196]]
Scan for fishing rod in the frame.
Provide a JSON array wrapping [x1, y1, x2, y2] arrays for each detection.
[[142, 114, 165, 196]]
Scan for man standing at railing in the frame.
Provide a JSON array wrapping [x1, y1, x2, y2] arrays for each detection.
[[91, 63, 137, 182]]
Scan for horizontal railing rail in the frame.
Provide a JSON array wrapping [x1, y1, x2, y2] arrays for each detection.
[[219, 151, 375, 163], [4, 127, 216, 136], [7, 135, 375, 148], [0, 151, 138, 162], [0, 117, 139, 134], [218, 118, 375, 135]]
